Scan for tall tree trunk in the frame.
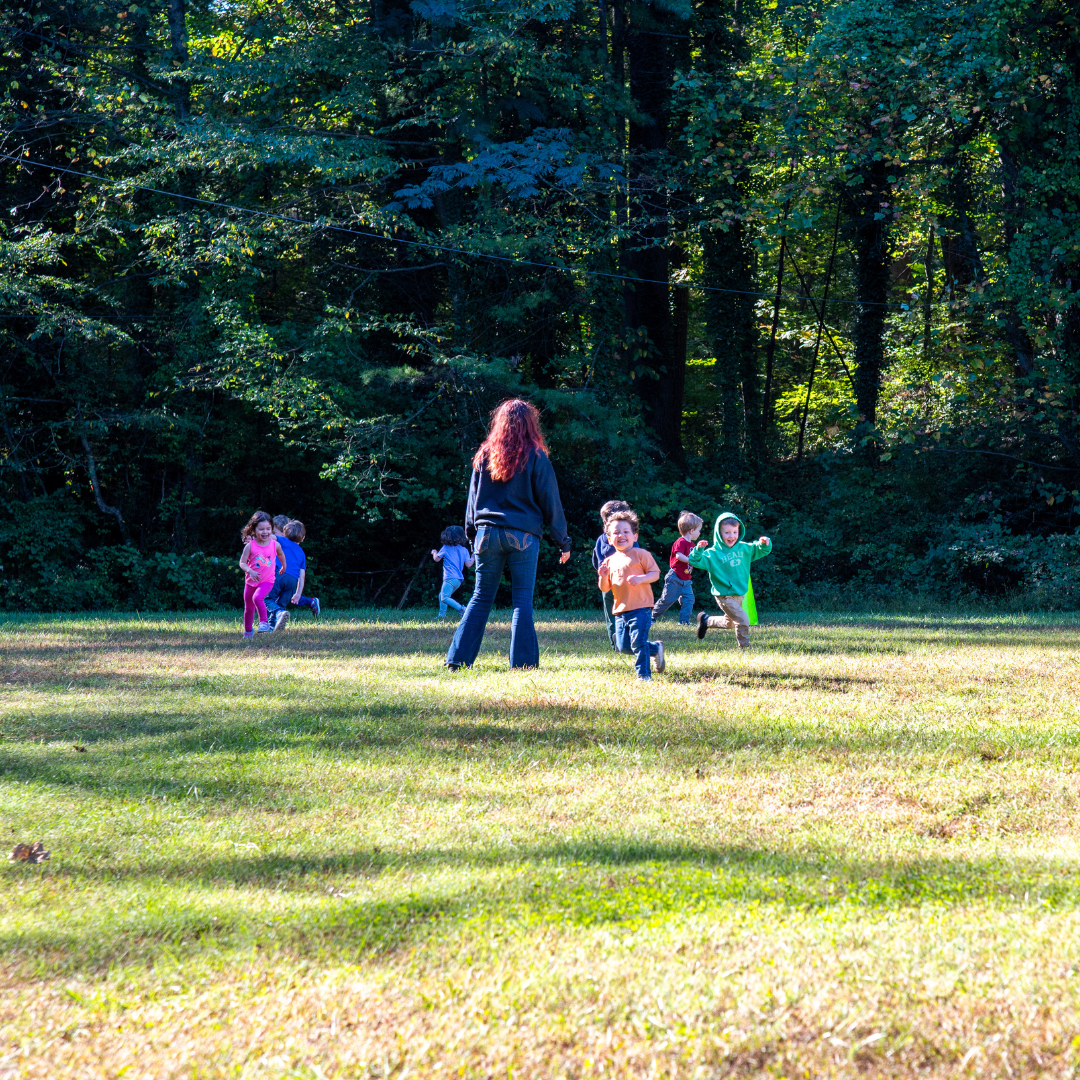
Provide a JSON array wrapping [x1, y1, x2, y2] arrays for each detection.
[[849, 158, 891, 431], [623, 2, 679, 456], [696, 0, 757, 463], [998, 145, 1035, 381], [703, 224, 755, 459], [760, 236, 786, 432], [166, 0, 189, 120], [922, 222, 934, 366]]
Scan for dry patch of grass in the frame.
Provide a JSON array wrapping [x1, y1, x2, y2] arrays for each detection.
[[2, 609, 1080, 1077]]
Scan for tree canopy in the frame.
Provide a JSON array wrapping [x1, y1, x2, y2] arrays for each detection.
[[3, 0, 1080, 609]]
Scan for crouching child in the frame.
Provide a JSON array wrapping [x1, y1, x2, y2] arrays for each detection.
[[689, 512, 771, 648]]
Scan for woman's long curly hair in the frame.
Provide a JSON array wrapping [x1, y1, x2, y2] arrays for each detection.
[[472, 399, 550, 482]]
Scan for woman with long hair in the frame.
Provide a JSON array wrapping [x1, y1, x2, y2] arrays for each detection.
[[445, 399, 572, 670]]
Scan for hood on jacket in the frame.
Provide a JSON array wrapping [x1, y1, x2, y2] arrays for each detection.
[[714, 512, 745, 546]]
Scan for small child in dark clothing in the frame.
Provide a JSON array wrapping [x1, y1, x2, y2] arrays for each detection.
[[591, 499, 631, 648], [431, 525, 474, 619], [265, 519, 321, 629]]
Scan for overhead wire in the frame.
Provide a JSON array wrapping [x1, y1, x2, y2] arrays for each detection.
[[0, 153, 920, 310]]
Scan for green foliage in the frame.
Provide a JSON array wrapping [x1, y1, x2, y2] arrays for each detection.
[[1, 0, 1078, 610]]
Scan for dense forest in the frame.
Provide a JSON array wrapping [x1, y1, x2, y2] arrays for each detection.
[[3, 0, 1080, 611]]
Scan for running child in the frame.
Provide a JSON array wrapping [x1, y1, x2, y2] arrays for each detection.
[[597, 509, 665, 680], [651, 511, 703, 625], [238, 511, 286, 638], [689, 512, 772, 647], [431, 525, 474, 619], [265, 519, 321, 629], [591, 499, 632, 648], [268, 516, 320, 623]]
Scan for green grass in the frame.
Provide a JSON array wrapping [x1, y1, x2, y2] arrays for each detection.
[[3, 608, 1080, 1077]]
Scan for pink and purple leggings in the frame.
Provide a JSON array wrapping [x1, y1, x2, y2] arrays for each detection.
[[244, 579, 274, 632]]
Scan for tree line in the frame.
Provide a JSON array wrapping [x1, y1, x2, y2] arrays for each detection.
[[3, 0, 1080, 610]]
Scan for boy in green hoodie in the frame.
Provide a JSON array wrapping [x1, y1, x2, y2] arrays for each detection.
[[688, 512, 772, 647]]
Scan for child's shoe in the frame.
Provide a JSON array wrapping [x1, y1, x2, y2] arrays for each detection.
[[696, 611, 708, 640], [257, 621, 272, 633], [310, 597, 321, 618], [271, 610, 289, 632], [654, 641, 665, 673], [243, 630, 254, 639]]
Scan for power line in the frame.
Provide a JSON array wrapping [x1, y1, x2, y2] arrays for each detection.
[[3, 153, 912, 308]]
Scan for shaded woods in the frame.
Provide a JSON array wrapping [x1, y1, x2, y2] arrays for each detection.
[[3, 0, 1080, 609]]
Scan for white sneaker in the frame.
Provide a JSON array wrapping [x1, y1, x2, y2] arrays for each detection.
[[654, 641, 665, 673], [257, 621, 272, 632], [272, 610, 289, 632]]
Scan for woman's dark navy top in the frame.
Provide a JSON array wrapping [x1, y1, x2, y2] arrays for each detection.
[[464, 448, 571, 552]]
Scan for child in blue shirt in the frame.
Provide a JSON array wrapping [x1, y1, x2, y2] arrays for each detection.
[[266, 518, 321, 629], [431, 525, 474, 619], [591, 500, 631, 649]]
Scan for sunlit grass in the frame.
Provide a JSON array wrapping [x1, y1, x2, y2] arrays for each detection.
[[3, 609, 1080, 1077]]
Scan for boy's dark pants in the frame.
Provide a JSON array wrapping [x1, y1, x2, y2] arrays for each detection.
[[601, 588, 617, 648], [652, 570, 695, 624], [264, 573, 297, 615]]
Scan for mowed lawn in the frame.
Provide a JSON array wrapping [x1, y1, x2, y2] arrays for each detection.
[[2, 610, 1080, 1078]]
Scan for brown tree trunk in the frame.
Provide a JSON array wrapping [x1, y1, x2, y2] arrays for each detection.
[[623, 3, 680, 456]]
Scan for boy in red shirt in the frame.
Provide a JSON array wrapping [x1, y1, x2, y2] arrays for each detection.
[[598, 509, 665, 680], [651, 511, 703, 626]]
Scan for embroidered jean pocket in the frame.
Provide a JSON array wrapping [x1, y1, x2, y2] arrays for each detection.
[[506, 530, 534, 552], [474, 527, 490, 554]]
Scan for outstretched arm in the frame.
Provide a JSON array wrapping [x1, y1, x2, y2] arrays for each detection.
[[751, 536, 773, 559], [532, 452, 571, 552]]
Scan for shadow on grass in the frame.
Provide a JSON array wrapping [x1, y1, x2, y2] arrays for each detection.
[[665, 669, 881, 690], [5, 677, 1080, 810], [4, 834, 1079, 971], [4, 615, 1080, 689]]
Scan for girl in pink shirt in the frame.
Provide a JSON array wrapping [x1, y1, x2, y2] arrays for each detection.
[[238, 512, 286, 637]]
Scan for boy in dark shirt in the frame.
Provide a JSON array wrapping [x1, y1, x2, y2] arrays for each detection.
[[591, 500, 631, 648], [266, 518, 321, 629], [651, 512, 703, 626]]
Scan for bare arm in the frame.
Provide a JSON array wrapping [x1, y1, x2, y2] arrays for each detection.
[[597, 557, 612, 593], [239, 542, 258, 584], [431, 549, 442, 562], [275, 541, 286, 574], [674, 551, 690, 564], [292, 569, 305, 604]]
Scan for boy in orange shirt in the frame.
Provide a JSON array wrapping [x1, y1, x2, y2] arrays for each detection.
[[597, 509, 665, 680]]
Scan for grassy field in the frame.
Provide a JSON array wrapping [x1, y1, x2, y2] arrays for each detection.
[[2, 608, 1080, 1078]]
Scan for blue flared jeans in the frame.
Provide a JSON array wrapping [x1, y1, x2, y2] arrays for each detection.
[[446, 526, 540, 669]]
